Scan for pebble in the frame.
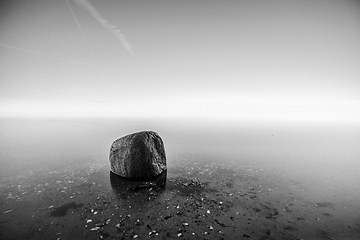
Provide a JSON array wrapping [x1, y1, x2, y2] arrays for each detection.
[[149, 230, 157, 236], [90, 227, 100, 231]]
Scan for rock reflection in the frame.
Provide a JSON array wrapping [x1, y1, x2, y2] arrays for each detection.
[[110, 170, 167, 200]]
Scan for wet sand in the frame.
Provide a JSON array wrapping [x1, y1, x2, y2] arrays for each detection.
[[1, 154, 359, 240]]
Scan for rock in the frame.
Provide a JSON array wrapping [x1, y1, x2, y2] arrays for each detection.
[[109, 131, 167, 178]]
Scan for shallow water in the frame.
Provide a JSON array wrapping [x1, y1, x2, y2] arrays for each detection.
[[0, 119, 359, 239]]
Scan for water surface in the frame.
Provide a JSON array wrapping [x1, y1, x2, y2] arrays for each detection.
[[0, 118, 359, 239]]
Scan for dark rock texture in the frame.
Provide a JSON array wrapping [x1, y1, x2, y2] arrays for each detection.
[[109, 131, 166, 178]]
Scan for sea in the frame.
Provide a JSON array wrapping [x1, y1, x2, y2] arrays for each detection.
[[0, 118, 359, 239]]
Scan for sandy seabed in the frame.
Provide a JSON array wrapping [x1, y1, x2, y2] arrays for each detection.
[[0, 154, 359, 240]]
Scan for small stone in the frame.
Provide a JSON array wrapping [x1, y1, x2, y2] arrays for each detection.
[[207, 210, 210, 214], [86, 219, 92, 223], [183, 223, 189, 226], [133, 235, 138, 238], [149, 230, 157, 236], [177, 233, 182, 237], [90, 227, 100, 231], [209, 226, 213, 230]]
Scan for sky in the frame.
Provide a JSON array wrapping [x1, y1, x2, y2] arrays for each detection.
[[0, 0, 360, 121]]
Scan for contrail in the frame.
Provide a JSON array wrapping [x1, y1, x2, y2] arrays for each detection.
[[65, 0, 106, 82], [73, 0, 134, 54], [0, 41, 110, 70]]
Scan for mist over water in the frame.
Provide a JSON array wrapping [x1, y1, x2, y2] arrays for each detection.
[[1, 118, 360, 239], [1, 118, 359, 198]]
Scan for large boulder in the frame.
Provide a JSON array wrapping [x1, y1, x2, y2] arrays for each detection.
[[109, 131, 167, 179]]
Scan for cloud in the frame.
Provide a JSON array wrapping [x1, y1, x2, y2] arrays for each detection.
[[73, 0, 134, 54]]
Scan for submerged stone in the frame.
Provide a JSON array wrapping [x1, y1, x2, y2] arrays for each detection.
[[109, 131, 167, 179], [50, 202, 84, 217]]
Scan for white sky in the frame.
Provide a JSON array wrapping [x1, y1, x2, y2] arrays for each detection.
[[1, 0, 360, 121]]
